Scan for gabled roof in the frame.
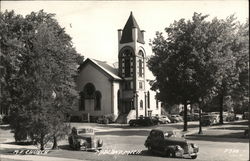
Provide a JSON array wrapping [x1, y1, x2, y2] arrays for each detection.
[[120, 12, 145, 44], [78, 58, 122, 81]]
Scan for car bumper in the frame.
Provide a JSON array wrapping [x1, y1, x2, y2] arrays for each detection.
[[80, 146, 102, 151]]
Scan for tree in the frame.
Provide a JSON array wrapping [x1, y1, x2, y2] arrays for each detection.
[[0, 10, 83, 150], [148, 12, 246, 131], [231, 20, 249, 114], [148, 13, 221, 131]]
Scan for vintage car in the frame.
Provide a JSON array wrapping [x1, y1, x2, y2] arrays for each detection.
[[158, 116, 171, 124], [129, 117, 159, 126], [201, 115, 218, 126], [68, 127, 103, 151], [169, 115, 183, 123], [145, 129, 199, 159], [244, 129, 249, 137]]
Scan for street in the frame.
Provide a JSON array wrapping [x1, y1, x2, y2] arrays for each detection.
[[0, 121, 249, 161]]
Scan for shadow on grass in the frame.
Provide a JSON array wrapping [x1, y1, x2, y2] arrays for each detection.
[[58, 144, 76, 151], [3, 141, 35, 145], [96, 130, 150, 136], [186, 131, 249, 143], [223, 120, 249, 126], [212, 127, 249, 131]]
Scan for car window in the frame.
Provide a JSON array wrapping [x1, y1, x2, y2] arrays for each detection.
[[78, 128, 94, 134], [150, 130, 157, 137], [164, 131, 173, 138]]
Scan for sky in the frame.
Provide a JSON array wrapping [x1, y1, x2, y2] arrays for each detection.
[[1, 1, 249, 64]]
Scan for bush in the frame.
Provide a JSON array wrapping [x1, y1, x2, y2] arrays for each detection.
[[2, 115, 10, 124], [70, 116, 82, 122]]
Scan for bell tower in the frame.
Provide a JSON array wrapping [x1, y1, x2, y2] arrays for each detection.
[[117, 12, 146, 119]]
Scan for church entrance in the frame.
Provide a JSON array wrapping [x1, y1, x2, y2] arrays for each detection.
[[119, 99, 133, 114]]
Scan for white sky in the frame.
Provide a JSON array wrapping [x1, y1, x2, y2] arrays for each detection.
[[1, 1, 249, 64]]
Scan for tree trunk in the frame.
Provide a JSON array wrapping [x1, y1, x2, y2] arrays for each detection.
[[198, 101, 203, 134], [52, 135, 58, 150], [40, 134, 45, 150], [219, 92, 224, 124], [183, 102, 188, 131]]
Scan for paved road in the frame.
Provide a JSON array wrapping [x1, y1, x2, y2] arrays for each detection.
[[0, 121, 249, 161]]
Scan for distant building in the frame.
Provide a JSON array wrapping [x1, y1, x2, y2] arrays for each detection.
[[75, 12, 161, 123]]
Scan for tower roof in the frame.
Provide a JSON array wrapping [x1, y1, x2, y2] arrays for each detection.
[[120, 12, 145, 44]]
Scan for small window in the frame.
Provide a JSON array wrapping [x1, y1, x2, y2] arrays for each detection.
[[140, 100, 143, 109], [130, 82, 133, 89], [130, 99, 134, 109], [156, 99, 159, 109], [139, 82, 143, 89], [139, 59, 143, 77]]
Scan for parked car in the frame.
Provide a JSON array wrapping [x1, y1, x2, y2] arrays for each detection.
[[97, 116, 109, 124], [187, 114, 195, 121], [158, 116, 171, 124], [145, 129, 199, 159], [235, 114, 243, 120], [68, 127, 103, 151], [226, 112, 235, 122], [169, 115, 183, 123], [201, 115, 218, 126], [193, 113, 199, 121], [244, 129, 249, 137], [243, 112, 249, 120], [129, 117, 158, 126]]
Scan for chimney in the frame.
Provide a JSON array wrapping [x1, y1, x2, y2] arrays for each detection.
[[132, 27, 137, 42], [118, 29, 122, 43]]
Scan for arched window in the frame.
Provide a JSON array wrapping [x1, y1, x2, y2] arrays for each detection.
[[84, 83, 95, 99], [139, 59, 143, 77], [121, 48, 133, 77], [124, 58, 130, 77], [138, 50, 144, 57], [95, 91, 102, 111], [79, 91, 85, 111], [140, 100, 143, 109]]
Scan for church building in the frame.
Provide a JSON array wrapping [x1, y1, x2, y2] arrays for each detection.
[[75, 12, 161, 123]]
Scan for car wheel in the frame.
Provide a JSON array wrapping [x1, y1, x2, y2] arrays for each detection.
[[169, 151, 176, 158], [68, 137, 73, 147], [98, 139, 103, 147], [148, 146, 154, 154], [191, 155, 197, 159], [75, 142, 81, 150], [148, 146, 152, 151]]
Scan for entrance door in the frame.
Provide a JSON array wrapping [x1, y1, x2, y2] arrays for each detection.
[[124, 101, 131, 114]]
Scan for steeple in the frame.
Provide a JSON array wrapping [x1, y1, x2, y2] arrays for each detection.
[[120, 12, 145, 44]]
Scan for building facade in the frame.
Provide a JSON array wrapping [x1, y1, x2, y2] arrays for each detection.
[[75, 12, 161, 123]]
